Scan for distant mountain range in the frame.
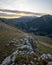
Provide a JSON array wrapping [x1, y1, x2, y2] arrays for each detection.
[[0, 15, 52, 37]]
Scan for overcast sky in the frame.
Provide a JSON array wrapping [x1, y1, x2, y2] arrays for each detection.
[[0, 0, 52, 14]]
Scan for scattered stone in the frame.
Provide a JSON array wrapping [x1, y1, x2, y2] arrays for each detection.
[[47, 62, 52, 65], [40, 54, 52, 60], [1, 35, 52, 65]]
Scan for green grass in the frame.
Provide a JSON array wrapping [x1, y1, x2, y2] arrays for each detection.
[[38, 41, 52, 55], [37, 36, 52, 55], [30, 34, 52, 55], [36, 36, 52, 45], [0, 21, 25, 63]]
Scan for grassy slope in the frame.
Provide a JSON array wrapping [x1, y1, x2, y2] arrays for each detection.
[[36, 35, 52, 55], [30, 34, 52, 55], [36, 36, 52, 45], [38, 41, 52, 55], [0, 21, 25, 63]]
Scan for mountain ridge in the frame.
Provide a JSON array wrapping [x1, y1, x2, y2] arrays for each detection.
[[0, 15, 52, 37]]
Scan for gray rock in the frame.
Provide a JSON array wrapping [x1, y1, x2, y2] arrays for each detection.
[[40, 54, 52, 60], [47, 62, 52, 65], [21, 45, 33, 51]]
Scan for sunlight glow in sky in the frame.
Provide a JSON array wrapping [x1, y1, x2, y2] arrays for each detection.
[[0, 0, 52, 14]]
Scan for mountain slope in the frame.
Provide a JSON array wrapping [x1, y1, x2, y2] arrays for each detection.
[[0, 15, 52, 64], [27, 15, 52, 33], [0, 20, 26, 63], [1, 15, 52, 37]]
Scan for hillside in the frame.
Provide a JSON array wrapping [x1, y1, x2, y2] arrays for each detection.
[[27, 15, 52, 33], [35, 36, 52, 55], [1, 15, 52, 37], [0, 20, 26, 63], [0, 17, 52, 65]]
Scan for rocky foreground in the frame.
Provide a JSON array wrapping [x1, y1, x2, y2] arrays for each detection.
[[1, 35, 52, 65]]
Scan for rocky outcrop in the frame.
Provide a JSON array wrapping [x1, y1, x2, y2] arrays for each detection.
[[1, 35, 38, 65], [1, 35, 52, 65]]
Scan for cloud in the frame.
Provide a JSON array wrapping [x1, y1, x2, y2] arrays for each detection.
[[0, 0, 52, 14]]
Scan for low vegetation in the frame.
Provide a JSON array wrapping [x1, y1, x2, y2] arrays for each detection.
[[0, 21, 25, 63], [0, 20, 52, 64]]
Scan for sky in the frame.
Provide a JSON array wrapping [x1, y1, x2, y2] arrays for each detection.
[[0, 0, 52, 14]]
